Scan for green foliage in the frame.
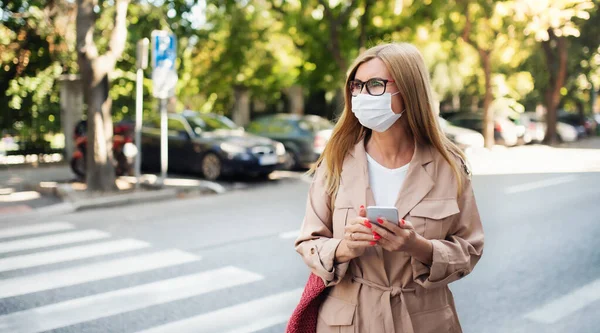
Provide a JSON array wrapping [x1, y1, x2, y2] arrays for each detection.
[[1, 0, 599, 139]]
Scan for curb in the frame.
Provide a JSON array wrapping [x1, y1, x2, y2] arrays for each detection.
[[70, 188, 180, 211], [1, 180, 224, 222], [0, 202, 76, 223]]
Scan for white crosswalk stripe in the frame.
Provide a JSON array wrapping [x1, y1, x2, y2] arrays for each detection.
[[0, 222, 75, 239], [136, 288, 303, 333], [0, 222, 300, 333], [0, 229, 110, 254], [0, 267, 263, 333], [0, 249, 199, 299], [0, 238, 150, 272]]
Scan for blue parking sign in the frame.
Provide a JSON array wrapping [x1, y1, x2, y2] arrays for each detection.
[[151, 30, 178, 98]]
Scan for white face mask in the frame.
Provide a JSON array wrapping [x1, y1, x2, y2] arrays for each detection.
[[351, 92, 405, 132]]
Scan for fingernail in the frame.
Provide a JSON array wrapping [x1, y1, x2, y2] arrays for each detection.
[[374, 234, 381, 240], [401, 219, 405, 225], [370, 241, 376, 246], [360, 205, 364, 209], [364, 221, 372, 228], [377, 217, 384, 224]]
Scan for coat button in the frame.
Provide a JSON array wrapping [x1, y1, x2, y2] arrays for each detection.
[[310, 248, 315, 255]]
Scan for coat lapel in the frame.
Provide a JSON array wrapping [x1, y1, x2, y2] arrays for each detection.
[[342, 140, 375, 210], [394, 142, 435, 219]]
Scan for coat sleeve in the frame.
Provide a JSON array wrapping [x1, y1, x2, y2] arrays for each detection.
[[412, 177, 485, 289], [295, 163, 350, 287]]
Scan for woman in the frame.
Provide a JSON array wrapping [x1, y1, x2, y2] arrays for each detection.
[[294, 43, 485, 333]]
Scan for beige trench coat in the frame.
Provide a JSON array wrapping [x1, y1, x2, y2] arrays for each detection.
[[295, 140, 485, 333]]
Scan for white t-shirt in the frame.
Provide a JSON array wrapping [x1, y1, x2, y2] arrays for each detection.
[[366, 153, 410, 207]]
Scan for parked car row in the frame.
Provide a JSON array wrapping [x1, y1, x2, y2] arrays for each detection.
[[440, 110, 596, 147], [71, 108, 596, 181]]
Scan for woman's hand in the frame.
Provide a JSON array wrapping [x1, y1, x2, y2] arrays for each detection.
[[335, 205, 376, 263], [370, 218, 434, 265]]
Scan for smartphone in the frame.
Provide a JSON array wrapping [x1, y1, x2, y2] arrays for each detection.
[[366, 206, 399, 229]]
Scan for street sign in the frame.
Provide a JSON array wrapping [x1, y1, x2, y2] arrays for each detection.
[[151, 30, 178, 99]]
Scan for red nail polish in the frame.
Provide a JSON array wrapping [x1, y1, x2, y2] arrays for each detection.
[[370, 241, 376, 246], [360, 205, 364, 209], [364, 221, 372, 228], [374, 235, 381, 240], [401, 219, 405, 226], [377, 217, 384, 224]]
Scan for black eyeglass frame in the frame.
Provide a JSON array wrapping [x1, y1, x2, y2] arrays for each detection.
[[348, 78, 396, 97]]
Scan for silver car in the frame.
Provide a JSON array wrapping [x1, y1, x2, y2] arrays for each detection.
[[438, 117, 484, 152]]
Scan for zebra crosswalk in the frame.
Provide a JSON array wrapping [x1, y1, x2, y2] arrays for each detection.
[[0, 221, 304, 333]]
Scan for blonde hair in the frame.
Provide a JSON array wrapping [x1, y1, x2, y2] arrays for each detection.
[[311, 42, 468, 200]]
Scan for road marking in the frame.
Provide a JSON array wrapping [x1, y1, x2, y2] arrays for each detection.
[[0, 267, 263, 333], [0, 249, 198, 299], [524, 278, 600, 324], [136, 288, 303, 333], [504, 175, 578, 194], [279, 230, 300, 239], [0, 222, 75, 239], [0, 239, 150, 272], [0, 230, 110, 254]]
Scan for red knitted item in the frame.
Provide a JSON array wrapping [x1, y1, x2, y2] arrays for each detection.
[[286, 273, 327, 333]]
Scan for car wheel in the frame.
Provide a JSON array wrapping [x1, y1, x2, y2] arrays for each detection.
[[201, 153, 222, 181], [70, 157, 86, 179], [282, 151, 299, 170]]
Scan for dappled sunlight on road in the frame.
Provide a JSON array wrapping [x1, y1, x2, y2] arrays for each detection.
[[467, 144, 600, 175]]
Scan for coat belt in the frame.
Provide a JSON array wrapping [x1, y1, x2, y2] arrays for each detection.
[[352, 276, 415, 333]]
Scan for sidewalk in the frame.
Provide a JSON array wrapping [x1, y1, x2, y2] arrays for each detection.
[[0, 164, 225, 222], [466, 137, 600, 175]]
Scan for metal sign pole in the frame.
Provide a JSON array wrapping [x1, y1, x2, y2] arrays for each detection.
[[160, 98, 168, 183], [135, 38, 149, 189]]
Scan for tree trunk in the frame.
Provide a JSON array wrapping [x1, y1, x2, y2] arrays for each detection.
[[87, 76, 116, 191], [76, 0, 130, 192], [233, 86, 251, 127], [286, 85, 304, 115], [480, 49, 494, 148], [318, 0, 351, 73], [358, 0, 373, 53], [331, 87, 345, 119], [542, 32, 567, 145]]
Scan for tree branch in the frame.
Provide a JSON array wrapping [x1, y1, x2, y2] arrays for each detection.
[[106, 0, 130, 64], [359, 0, 373, 52], [269, 0, 287, 16], [340, 0, 357, 23], [76, 0, 99, 60], [318, 0, 347, 71], [461, 3, 476, 48]]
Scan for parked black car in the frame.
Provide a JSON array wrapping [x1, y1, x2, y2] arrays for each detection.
[[246, 114, 334, 169], [141, 111, 286, 180]]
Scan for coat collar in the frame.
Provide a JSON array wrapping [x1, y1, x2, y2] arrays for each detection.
[[343, 137, 435, 219]]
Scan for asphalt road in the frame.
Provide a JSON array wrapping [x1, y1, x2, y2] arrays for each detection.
[[0, 152, 599, 332]]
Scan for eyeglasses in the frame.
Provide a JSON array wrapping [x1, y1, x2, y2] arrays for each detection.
[[348, 78, 396, 97]]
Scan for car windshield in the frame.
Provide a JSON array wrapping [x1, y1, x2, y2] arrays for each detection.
[[187, 115, 238, 133], [298, 117, 333, 132]]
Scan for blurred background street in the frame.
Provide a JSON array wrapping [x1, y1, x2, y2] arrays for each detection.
[[2, 0, 600, 332]]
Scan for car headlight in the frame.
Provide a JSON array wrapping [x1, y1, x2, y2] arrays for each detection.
[[275, 142, 286, 156], [122, 143, 138, 158], [220, 142, 247, 155]]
